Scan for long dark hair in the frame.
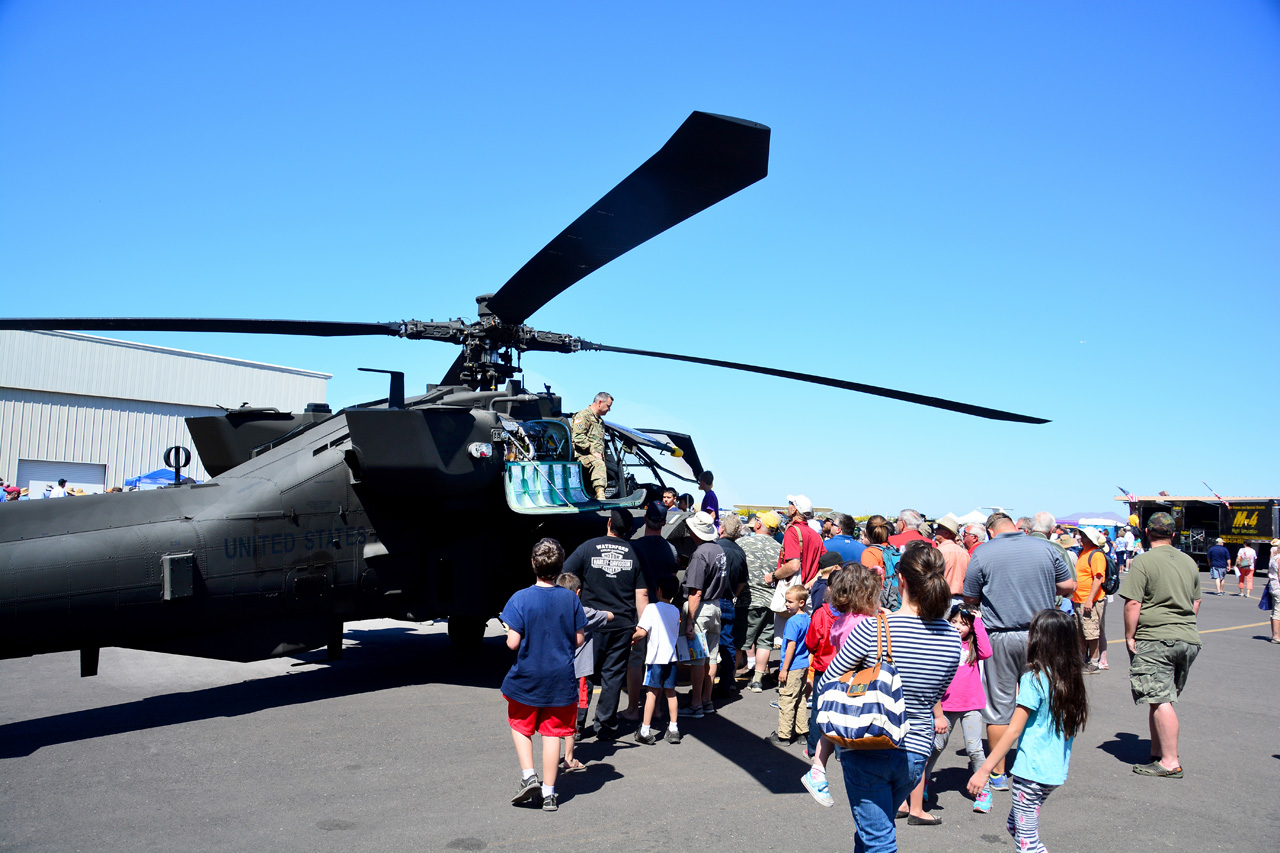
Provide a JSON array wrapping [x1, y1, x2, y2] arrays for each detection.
[[1026, 609, 1089, 739], [896, 541, 951, 620]]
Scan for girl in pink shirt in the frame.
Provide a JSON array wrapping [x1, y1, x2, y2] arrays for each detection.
[[924, 603, 994, 813]]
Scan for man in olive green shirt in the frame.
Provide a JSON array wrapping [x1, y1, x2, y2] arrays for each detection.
[[1119, 511, 1201, 780]]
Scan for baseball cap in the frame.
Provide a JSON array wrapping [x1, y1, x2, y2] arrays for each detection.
[[1148, 511, 1176, 530], [757, 510, 781, 531], [786, 494, 814, 516], [644, 501, 667, 528]]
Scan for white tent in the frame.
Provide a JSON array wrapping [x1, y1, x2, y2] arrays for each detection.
[[955, 510, 988, 526]]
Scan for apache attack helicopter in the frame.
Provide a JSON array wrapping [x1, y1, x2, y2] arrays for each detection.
[[0, 111, 1046, 678]]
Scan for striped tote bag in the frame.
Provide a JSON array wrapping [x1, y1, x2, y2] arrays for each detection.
[[814, 611, 907, 750]]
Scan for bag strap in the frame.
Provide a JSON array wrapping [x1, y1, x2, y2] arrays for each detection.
[[875, 610, 893, 662]]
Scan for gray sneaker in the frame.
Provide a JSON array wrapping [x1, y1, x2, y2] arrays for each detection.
[[665, 728, 682, 744], [747, 681, 763, 693], [541, 792, 558, 811], [512, 774, 541, 806]]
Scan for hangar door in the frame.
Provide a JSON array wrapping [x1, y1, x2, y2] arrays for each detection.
[[16, 459, 107, 495]]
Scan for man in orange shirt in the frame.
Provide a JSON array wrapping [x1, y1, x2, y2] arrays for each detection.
[[933, 513, 971, 596], [1074, 527, 1108, 673]]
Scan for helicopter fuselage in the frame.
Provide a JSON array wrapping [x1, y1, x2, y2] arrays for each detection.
[[0, 387, 635, 672]]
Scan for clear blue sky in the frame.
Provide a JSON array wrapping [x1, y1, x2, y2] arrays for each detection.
[[3, 1, 1277, 517]]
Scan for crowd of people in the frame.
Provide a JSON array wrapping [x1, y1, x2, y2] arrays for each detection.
[[495, 483, 1222, 853]]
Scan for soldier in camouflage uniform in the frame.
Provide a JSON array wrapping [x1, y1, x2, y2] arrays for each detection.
[[571, 392, 612, 501]]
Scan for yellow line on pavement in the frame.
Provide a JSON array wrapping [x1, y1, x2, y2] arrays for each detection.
[[1198, 621, 1269, 635], [1108, 621, 1270, 644]]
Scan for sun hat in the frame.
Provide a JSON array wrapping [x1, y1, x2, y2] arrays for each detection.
[[1078, 527, 1104, 547], [686, 511, 718, 541], [935, 513, 961, 536]]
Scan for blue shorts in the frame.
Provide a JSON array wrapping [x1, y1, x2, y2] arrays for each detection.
[[1210, 566, 1227, 580], [643, 662, 677, 690]]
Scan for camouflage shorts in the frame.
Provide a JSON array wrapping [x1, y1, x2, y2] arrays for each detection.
[[1129, 639, 1200, 705]]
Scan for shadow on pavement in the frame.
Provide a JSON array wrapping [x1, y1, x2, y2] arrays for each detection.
[[557, 762, 624, 803], [0, 625, 509, 758], [691, 709, 813, 793], [1097, 731, 1151, 764]]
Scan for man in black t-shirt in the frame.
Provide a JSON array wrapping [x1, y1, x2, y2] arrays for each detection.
[[566, 508, 649, 739], [620, 501, 681, 721]]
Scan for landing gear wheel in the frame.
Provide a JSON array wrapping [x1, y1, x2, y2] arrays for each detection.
[[447, 615, 488, 649]]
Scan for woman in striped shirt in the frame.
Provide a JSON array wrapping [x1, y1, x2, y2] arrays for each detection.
[[822, 541, 961, 853]]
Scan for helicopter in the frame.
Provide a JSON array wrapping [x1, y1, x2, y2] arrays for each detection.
[[0, 111, 1047, 678]]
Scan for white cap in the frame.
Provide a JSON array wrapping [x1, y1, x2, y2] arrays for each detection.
[[786, 494, 813, 516]]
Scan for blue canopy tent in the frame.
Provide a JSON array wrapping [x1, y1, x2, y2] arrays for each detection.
[[124, 468, 199, 490]]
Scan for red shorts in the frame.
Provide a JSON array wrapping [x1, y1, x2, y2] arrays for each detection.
[[505, 696, 576, 738]]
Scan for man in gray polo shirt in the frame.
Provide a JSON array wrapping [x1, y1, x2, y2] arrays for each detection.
[[963, 512, 1075, 790]]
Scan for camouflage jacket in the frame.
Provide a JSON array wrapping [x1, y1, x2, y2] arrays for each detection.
[[570, 407, 605, 457]]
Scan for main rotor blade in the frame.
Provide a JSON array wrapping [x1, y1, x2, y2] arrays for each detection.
[[484, 111, 770, 326], [584, 343, 1050, 424], [0, 318, 404, 337]]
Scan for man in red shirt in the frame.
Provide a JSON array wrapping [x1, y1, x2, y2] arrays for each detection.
[[764, 494, 827, 591], [888, 508, 932, 550]]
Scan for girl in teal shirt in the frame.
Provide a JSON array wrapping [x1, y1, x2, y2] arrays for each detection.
[[968, 610, 1088, 853]]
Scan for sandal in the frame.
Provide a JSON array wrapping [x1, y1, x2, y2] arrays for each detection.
[[1132, 760, 1182, 778], [559, 758, 587, 772]]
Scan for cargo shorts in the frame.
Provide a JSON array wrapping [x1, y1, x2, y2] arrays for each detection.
[[742, 605, 776, 651], [1074, 598, 1105, 641], [1129, 639, 1200, 705]]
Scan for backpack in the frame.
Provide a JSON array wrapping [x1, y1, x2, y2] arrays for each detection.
[[1094, 549, 1121, 595], [872, 543, 902, 611]]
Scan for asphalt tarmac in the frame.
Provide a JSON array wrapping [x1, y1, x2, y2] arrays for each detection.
[[2, 581, 1276, 853]]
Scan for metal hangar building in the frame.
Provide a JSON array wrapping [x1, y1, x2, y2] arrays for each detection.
[[0, 330, 329, 493]]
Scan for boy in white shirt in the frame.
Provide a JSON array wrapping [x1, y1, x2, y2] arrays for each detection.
[[633, 575, 683, 745]]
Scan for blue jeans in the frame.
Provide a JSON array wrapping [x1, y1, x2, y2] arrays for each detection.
[[840, 749, 927, 853], [717, 597, 736, 676]]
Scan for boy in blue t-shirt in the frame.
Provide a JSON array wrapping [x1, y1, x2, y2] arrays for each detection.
[[768, 585, 812, 745], [500, 538, 587, 812]]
